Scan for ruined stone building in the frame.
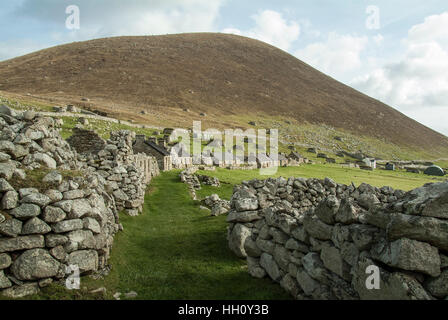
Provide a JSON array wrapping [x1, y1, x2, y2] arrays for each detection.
[[133, 135, 173, 171], [66, 127, 106, 154]]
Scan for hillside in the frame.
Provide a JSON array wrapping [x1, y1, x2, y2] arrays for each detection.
[[0, 33, 447, 156]]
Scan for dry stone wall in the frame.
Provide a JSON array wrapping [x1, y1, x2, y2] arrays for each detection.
[[227, 176, 448, 300], [0, 105, 158, 298], [67, 128, 106, 155], [73, 130, 160, 216]]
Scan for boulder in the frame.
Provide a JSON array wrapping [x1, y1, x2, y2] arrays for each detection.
[[31, 153, 57, 169], [321, 245, 351, 281], [63, 189, 85, 200], [370, 238, 441, 277], [44, 190, 63, 203], [50, 246, 67, 261], [19, 188, 38, 198], [358, 193, 381, 210], [226, 211, 261, 223], [42, 206, 67, 223], [10, 203, 41, 219], [0, 235, 45, 252], [255, 238, 275, 255], [335, 198, 363, 224], [52, 219, 83, 233], [296, 270, 320, 296], [0, 178, 14, 192], [67, 250, 98, 273], [0, 218, 22, 237], [0, 162, 16, 180], [425, 269, 448, 298], [1, 283, 40, 298], [69, 199, 92, 219], [353, 258, 431, 300], [244, 237, 262, 257], [280, 274, 301, 297], [228, 223, 251, 258], [11, 248, 61, 280], [21, 193, 51, 207], [302, 252, 330, 283], [314, 195, 340, 224], [387, 213, 448, 251], [1, 190, 18, 210], [260, 253, 282, 282], [0, 270, 12, 289], [67, 230, 96, 249], [247, 257, 267, 278], [0, 253, 12, 269], [0, 105, 16, 117], [21, 217, 52, 235], [273, 244, 290, 270], [83, 217, 101, 234], [303, 214, 333, 240]]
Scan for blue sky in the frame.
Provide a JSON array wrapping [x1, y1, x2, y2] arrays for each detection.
[[1, 0, 447, 135]]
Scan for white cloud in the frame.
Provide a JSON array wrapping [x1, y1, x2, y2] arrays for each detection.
[[222, 10, 300, 51], [352, 11, 448, 135], [0, 0, 225, 60], [15, 0, 224, 39], [373, 34, 384, 45], [294, 32, 368, 78]]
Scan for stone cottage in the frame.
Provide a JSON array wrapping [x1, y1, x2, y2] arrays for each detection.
[[133, 135, 172, 171]]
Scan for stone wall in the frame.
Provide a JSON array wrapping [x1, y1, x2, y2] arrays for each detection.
[[0, 106, 120, 298], [227, 176, 448, 300], [128, 154, 159, 185], [67, 128, 106, 155], [0, 106, 161, 298], [76, 130, 160, 216]]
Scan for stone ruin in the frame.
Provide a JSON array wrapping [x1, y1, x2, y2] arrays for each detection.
[[180, 168, 229, 216], [0, 105, 158, 298], [74, 130, 160, 216], [67, 128, 106, 155], [227, 176, 448, 300]]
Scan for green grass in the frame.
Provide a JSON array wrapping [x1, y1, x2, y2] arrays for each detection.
[[434, 160, 448, 169], [57, 116, 160, 140], [0, 95, 54, 112], [9, 168, 82, 192], [18, 171, 290, 300], [197, 164, 447, 200]]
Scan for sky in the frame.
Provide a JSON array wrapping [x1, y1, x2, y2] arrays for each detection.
[[0, 0, 447, 136]]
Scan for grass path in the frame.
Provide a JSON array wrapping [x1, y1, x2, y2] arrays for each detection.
[[16, 170, 287, 300], [59, 171, 287, 300], [103, 170, 289, 299]]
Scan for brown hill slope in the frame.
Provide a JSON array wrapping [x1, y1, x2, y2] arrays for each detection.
[[0, 33, 447, 153]]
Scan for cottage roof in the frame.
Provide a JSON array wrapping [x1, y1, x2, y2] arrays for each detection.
[[144, 140, 170, 156]]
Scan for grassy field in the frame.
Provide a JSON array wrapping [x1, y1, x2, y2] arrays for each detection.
[[197, 164, 446, 200], [18, 171, 290, 300]]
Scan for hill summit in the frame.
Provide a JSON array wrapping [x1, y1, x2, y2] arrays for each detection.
[[0, 33, 447, 155]]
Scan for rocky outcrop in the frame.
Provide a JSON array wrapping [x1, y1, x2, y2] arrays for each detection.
[[226, 176, 448, 300]]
